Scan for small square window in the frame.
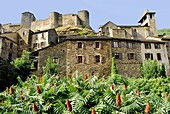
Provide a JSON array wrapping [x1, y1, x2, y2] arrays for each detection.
[[155, 43, 161, 49], [113, 53, 122, 59], [157, 53, 161, 60], [145, 53, 153, 60], [127, 42, 135, 48], [78, 56, 83, 63], [127, 53, 136, 60], [95, 42, 100, 48], [95, 55, 100, 63], [145, 43, 151, 49], [112, 41, 121, 48], [78, 42, 83, 48]]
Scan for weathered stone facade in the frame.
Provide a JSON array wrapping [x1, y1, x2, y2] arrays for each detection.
[[98, 10, 157, 39], [66, 37, 112, 77], [0, 36, 18, 61], [30, 29, 58, 51], [35, 42, 67, 75], [111, 39, 142, 77]]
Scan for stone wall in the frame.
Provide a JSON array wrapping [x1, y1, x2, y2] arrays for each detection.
[[112, 40, 142, 77], [0, 37, 18, 61], [38, 42, 67, 76], [66, 39, 112, 77]]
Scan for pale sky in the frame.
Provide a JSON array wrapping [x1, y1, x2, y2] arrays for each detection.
[[0, 0, 169, 31]]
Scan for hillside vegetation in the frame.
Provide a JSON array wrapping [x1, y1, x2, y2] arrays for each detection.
[[158, 28, 170, 37]]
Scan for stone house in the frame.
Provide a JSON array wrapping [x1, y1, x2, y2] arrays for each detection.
[[0, 36, 18, 61], [98, 10, 157, 39], [30, 29, 58, 51]]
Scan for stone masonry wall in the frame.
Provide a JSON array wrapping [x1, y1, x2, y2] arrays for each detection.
[[38, 42, 67, 76], [66, 40, 112, 77], [112, 40, 142, 77]]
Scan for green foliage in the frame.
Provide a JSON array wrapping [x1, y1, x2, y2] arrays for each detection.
[[129, 77, 170, 97], [42, 57, 59, 76], [78, 31, 96, 36], [0, 51, 31, 91], [158, 28, 170, 37], [0, 67, 170, 113], [111, 57, 117, 75], [141, 59, 166, 78]]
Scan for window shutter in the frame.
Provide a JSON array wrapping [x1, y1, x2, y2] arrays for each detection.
[[135, 53, 137, 60], [120, 53, 122, 60], [99, 42, 102, 49], [94, 56, 96, 63], [75, 56, 78, 64], [127, 53, 129, 60], [93, 42, 95, 49], [75, 42, 78, 49], [101, 56, 105, 64], [82, 42, 85, 49]]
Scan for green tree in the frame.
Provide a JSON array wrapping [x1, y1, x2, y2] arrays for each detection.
[[11, 50, 31, 80], [42, 57, 59, 76], [111, 57, 117, 75], [141, 59, 166, 78]]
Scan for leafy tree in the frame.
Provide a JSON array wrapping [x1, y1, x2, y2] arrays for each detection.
[[141, 59, 166, 78], [11, 50, 31, 80], [111, 57, 117, 75], [42, 57, 59, 76]]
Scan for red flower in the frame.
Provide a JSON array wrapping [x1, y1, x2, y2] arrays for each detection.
[[33, 102, 39, 112], [36, 86, 41, 94], [84, 75, 88, 83], [116, 93, 121, 107], [66, 99, 72, 111], [91, 107, 96, 114], [9, 86, 14, 94], [124, 84, 127, 91], [136, 90, 140, 96], [144, 102, 150, 113]]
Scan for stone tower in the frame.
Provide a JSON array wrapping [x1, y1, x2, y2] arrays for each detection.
[[21, 12, 36, 29], [50, 12, 60, 28], [138, 9, 157, 36], [78, 10, 89, 27]]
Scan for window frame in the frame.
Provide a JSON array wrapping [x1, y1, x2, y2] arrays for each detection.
[[157, 53, 162, 60], [145, 43, 151, 49], [154, 43, 161, 49], [145, 53, 153, 60]]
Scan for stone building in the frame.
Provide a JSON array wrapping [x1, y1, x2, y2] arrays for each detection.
[[20, 10, 90, 31], [0, 36, 18, 61], [30, 29, 58, 51], [98, 10, 157, 39]]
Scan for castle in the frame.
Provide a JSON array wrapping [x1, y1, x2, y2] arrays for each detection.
[[0, 9, 170, 77]]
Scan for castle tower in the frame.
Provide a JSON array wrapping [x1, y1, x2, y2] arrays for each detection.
[[78, 10, 90, 27], [50, 12, 60, 28], [138, 9, 157, 36], [21, 12, 36, 29]]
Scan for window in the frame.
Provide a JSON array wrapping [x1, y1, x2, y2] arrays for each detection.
[[127, 42, 135, 48], [145, 43, 151, 49], [127, 53, 136, 60], [36, 35, 38, 40], [53, 57, 59, 64], [112, 41, 121, 48], [145, 53, 153, 60], [95, 55, 100, 63], [157, 53, 161, 60], [23, 31, 27, 36], [95, 42, 100, 48], [33, 43, 38, 48], [8, 52, 12, 61], [78, 42, 83, 48], [132, 29, 137, 38], [42, 33, 44, 38], [10, 42, 13, 49], [41, 42, 46, 47], [77, 56, 83, 63], [19, 39, 23, 46], [155, 43, 161, 49], [150, 14, 152, 19], [113, 53, 122, 59]]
